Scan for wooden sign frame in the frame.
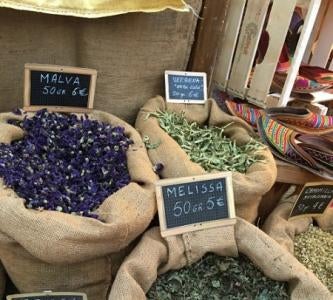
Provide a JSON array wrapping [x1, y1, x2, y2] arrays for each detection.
[[156, 172, 236, 237], [7, 291, 87, 300], [24, 63, 97, 113], [289, 181, 333, 220], [165, 70, 207, 104]]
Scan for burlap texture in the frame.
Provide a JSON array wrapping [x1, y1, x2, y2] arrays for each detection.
[[135, 96, 277, 223], [0, 0, 188, 18], [109, 218, 331, 300], [263, 190, 333, 254], [0, 110, 158, 299], [0, 0, 201, 124]]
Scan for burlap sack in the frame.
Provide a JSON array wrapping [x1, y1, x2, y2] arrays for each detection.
[[0, 0, 187, 18], [0, 110, 158, 299], [109, 218, 331, 299], [263, 188, 333, 254], [135, 96, 277, 223], [0, 0, 201, 123]]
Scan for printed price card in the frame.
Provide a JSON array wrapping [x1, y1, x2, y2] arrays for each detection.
[[156, 172, 236, 237], [289, 182, 333, 219], [24, 63, 97, 113], [165, 70, 207, 104], [7, 291, 87, 300]]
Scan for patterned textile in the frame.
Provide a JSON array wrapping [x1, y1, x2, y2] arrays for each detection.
[[225, 100, 262, 128], [260, 115, 292, 155]]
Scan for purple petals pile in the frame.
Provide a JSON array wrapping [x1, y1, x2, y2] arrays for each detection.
[[0, 110, 132, 218]]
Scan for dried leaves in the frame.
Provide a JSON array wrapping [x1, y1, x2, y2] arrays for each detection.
[[0, 109, 132, 218], [152, 111, 264, 173], [147, 254, 289, 300], [294, 225, 333, 291]]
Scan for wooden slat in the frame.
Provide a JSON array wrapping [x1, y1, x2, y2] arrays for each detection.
[[310, 0, 333, 67], [188, 0, 229, 91], [276, 160, 325, 184], [303, 0, 329, 63], [227, 0, 270, 98], [278, 0, 322, 107], [212, 0, 246, 90], [247, 0, 296, 107]]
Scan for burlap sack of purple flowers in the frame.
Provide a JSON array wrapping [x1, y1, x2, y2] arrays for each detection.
[[109, 219, 331, 299], [135, 96, 277, 223], [0, 110, 158, 299]]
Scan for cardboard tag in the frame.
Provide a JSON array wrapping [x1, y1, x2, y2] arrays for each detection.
[[289, 182, 333, 219], [156, 172, 236, 237], [24, 63, 97, 113], [165, 70, 207, 104], [7, 291, 87, 300]]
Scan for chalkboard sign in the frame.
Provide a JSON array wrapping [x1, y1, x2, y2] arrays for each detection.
[[289, 182, 333, 219], [165, 70, 207, 104], [24, 64, 97, 113], [156, 173, 236, 237], [7, 292, 87, 300]]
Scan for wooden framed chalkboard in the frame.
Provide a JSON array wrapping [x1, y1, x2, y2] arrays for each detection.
[[24, 64, 97, 113], [156, 172, 236, 237], [7, 291, 87, 300], [165, 70, 207, 104], [289, 182, 333, 219]]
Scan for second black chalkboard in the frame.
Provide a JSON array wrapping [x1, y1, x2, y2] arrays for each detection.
[[289, 183, 333, 218]]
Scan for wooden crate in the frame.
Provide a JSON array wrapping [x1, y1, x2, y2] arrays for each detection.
[[212, 0, 322, 108]]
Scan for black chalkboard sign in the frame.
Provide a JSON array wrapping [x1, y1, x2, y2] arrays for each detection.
[[24, 64, 97, 112], [156, 173, 236, 237], [165, 70, 207, 103], [289, 182, 333, 218], [7, 292, 87, 300]]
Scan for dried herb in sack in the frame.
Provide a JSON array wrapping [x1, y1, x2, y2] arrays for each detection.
[[0, 109, 132, 218], [151, 111, 264, 173], [147, 253, 289, 300], [294, 225, 333, 292]]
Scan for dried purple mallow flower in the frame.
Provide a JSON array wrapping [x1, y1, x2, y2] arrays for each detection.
[[153, 163, 164, 175], [0, 109, 133, 219], [12, 108, 22, 115]]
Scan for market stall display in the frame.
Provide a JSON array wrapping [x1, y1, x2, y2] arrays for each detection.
[[0, 109, 158, 300], [110, 219, 331, 299], [263, 188, 333, 293], [136, 96, 277, 223]]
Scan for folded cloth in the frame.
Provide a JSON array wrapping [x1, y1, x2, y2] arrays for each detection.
[[299, 66, 333, 85], [271, 72, 330, 94], [257, 114, 333, 180], [225, 100, 263, 129], [266, 107, 333, 135]]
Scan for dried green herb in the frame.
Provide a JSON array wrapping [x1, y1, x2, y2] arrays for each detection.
[[150, 111, 264, 173], [294, 225, 333, 291], [147, 254, 289, 300]]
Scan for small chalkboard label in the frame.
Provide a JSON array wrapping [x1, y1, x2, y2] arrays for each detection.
[[165, 70, 207, 104], [24, 63, 97, 113], [7, 291, 87, 300], [156, 172, 236, 237], [289, 182, 333, 219]]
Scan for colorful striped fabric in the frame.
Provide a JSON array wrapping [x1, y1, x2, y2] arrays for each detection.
[[260, 115, 293, 155], [309, 114, 333, 128], [225, 100, 262, 128]]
